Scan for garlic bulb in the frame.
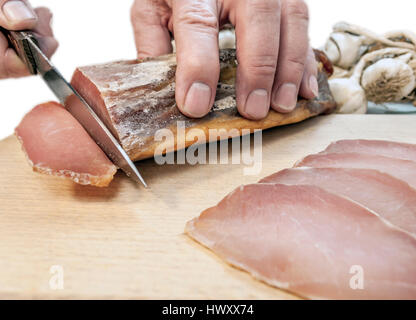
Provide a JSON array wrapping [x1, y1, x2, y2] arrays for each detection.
[[361, 58, 416, 103], [333, 22, 415, 50], [324, 32, 367, 69], [332, 66, 351, 79], [383, 30, 416, 48], [324, 22, 416, 72], [329, 48, 415, 113], [329, 78, 367, 114], [326, 25, 416, 113], [219, 29, 236, 49], [356, 48, 416, 103]]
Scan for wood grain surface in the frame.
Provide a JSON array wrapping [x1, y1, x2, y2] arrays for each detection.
[[0, 114, 415, 299]]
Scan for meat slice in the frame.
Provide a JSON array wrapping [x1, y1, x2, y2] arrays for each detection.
[[15, 102, 117, 187], [186, 184, 416, 300], [324, 140, 416, 162], [296, 153, 416, 189], [70, 49, 336, 162], [260, 168, 416, 235]]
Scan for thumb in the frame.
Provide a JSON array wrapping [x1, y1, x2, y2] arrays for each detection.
[[0, 0, 37, 30]]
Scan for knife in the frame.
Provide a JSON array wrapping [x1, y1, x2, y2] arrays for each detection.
[[2, 29, 147, 188]]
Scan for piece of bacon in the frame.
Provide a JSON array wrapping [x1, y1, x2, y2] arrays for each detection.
[[323, 140, 416, 162], [15, 102, 117, 187], [260, 168, 416, 235], [186, 184, 416, 299], [296, 152, 416, 189]]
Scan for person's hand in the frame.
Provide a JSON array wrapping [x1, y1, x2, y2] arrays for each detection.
[[131, 0, 318, 120], [0, 0, 58, 79]]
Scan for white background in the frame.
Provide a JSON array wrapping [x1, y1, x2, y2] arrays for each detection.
[[1, 0, 415, 140]]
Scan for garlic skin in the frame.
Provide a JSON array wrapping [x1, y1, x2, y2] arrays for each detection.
[[324, 32, 366, 69], [329, 78, 368, 114], [384, 30, 416, 48], [325, 22, 416, 72], [219, 29, 236, 49], [324, 22, 416, 112], [361, 58, 416, 103], [333, 22, 416, 50], [324, 38, 340, 64]]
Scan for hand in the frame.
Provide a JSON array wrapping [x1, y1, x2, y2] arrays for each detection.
[[0, 0, 58, 79], [131, 0, 318, 120]]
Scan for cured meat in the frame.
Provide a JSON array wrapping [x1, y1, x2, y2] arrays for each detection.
[[260, 168, 416, 235], [15, 102, 117, 187], [70, 49, 336, 162], [296, 152, 416, 189], [323, 139, 416, 162], [186, 184, 416, 300]]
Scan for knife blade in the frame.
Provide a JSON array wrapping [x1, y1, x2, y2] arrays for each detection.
[[4, 29, 147, 188]]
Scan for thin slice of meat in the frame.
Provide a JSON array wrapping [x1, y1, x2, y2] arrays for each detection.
[[296, 152, 416, 189], [15, 102, 117, 187], [260, 168, 416, 235], [186, 184, 416, 300], [323, 139, 416, 162]]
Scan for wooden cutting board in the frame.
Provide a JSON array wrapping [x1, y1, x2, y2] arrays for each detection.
[[0, 114, 415, 299]]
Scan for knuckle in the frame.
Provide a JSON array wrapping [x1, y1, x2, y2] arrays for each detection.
[[246, 0, 281, 24], [181, 54, 220, 75], [247, 0, 281, 13], [131, 3, 152, 23], [287, 56, 306, 74], [285, 0, 309, 22], [177, 2, 219, 35], [131, 0, 163, 25], [242, 54, 278, 78], [276, 57, 305, 84]]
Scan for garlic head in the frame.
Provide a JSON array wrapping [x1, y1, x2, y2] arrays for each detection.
[[329, 78, 368, 114], [219, 30, 236, 49], [361, 58, 416, 103], [324, 32, 365, 69]]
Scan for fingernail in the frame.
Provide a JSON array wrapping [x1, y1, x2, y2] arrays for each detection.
[[309, 75, 319, 97], [245, 89, 269, 119], [3, 0, 36, 22], [272, 83, 298, 112], [183, 82, 212, 117]]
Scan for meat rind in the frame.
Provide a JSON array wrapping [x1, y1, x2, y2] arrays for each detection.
[[15, 102, 117, 187], [186, 184, 416, 300]]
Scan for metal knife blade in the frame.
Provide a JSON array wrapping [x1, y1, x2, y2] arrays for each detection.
[[6, 30, 147, 187]]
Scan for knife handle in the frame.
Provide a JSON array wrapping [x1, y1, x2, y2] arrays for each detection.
[[0, 28, 39, 75]]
